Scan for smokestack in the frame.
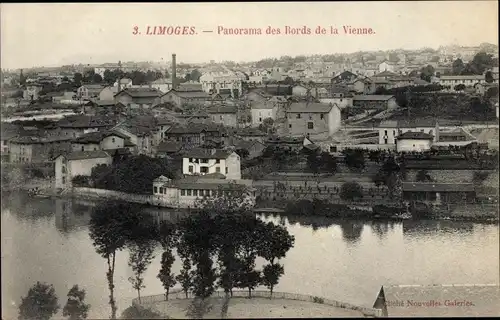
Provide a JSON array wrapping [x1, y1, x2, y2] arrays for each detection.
[[172, 54, 177, 90], [434, 120, 439, 143], [117, 78, 121, 93]]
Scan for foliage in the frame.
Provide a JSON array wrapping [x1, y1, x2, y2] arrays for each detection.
[[342, 149, 365, 172], [485, 86, 499, 99], [473, 171, 490, 184], [420, 65, 435, 82], [157, 250, 177, 300], [416, 170, 432, 182], [454, 84, 466, 91], [92, 155, 176, 194], [88, 201, 145, 319], [235, 148, 250, 159], [340, 181, 363, 201], [261, 263, 284, 297], [185, 298, 213, 319], [485, 71, 494, 83], [312, 296, 325, 304], [463, 52, 495, 75], [120, 305, 163, 319], [62, 285, 90, 320], [18, 282, 60, 320], [128, 241, 156, 304], [71, 175, 90, 187], [452, 59, 465, 75]]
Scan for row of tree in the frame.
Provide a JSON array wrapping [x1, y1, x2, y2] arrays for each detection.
[[451, 52, 497, 76], [88, 185, 295, 319]]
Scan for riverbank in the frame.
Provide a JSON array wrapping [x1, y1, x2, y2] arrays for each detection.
[[21, 186, 498, 224]]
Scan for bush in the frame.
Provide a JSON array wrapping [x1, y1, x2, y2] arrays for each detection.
[[121, 304, 164, 319], [312, 296, 325, 304], [340, 182, 363, 201], [473, 171, 490, 184], [72, 175, 91, 187]]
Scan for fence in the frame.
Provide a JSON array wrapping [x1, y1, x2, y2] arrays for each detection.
[[134, 289, 382, 317]]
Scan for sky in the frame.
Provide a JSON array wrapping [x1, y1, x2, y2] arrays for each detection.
[[1, 1, 498, 69]]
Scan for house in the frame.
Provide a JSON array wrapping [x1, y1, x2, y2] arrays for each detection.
[[23, 83, 42, 100], [319, 92, 354, 109], [54, 150, 112, 189], [52, 115, 118, 139], [353, 95, 398, 110], [331, 71, 358, 84], [286, 102, 341, 137], [8, 135, 73, 163], [434, 127, 478, 147], [113, 78, 133, 89], [164, 123, 227, 148], [395, 131, 433, 152], [157, 89, 212, 108], [206, 105, 238, 127], [265, 135, 305, 152], [250, 101, 278, 127], [151, 78, 173, 93], [244, 90, 272, 102], [71, 130, 134, 152], [1, 124, 20, 161], [231, 127, 267, 143], [152, 175, 255, 209], [439, 75, 496, 87], [231, 139, 266, 159], [181, 148, 241, 180], [347, 77, 373, 94], [200, 71, 245, 97], [373, 284, 499, 317], [178, 81, 203, 92], [292, 85, 310, 97], [111, 119, 157, 156], [77, 84, 107, 100], [155, 141, 184, 159], [99, 86, 118, 101], [114, 88, 162, 108], [378, 60, 397, 73]]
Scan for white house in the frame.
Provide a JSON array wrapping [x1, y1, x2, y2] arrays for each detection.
[[151, 78, 173, 93], [152, 175, 255, 209], [71, 130, 134, 152], [395, 131, 434, 152], [181, 148, 241, 180], [319, 93, 354, 109], [199, 71, 245, 97], [54, 150, 112, 189], [378, 61, 397, 73]]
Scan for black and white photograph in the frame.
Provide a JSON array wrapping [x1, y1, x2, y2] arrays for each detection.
[[1, 1, 499, 319]]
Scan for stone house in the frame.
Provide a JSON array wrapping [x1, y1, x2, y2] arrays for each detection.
[[181, 148, 242, 180], [54, 150, 112, 189], [286, 102, 341, 137]]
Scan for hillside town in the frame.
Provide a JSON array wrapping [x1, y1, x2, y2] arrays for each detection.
[[1, 44, 499, 217]]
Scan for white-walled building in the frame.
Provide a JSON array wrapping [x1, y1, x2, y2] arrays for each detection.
[[54, 150, 112, 189], [199, 71, 245, 98], [395, 131, 434, 152], [152, 175, 255, 209], [250, 101, 278, 127], [181, 148, 241, 180]]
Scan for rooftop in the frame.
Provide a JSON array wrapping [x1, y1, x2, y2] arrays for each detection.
[[206, 105, 238, 114], [163, 177, 253, 191], [288, 102, 333, 113], [57, 150, 111, 161], [9, 135, 73, 144], [57, 115, 117, 128], [353, 95, 395, 101], [396, 131, 434, 140], [73, 130, 130, 144], [181, 147, 233, 159], [163, 90, 211, 99], [157, 141, 184, 153], [115, 88, 162, 98]]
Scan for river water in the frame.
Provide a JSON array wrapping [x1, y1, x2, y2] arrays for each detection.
[[1, 193, 499, 319]]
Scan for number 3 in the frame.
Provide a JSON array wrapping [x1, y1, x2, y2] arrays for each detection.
[[133, 26, 138, 35]]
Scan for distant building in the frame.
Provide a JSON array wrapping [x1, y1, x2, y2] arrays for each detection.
[[250, 101, 278, 127], [200, 71, 245, 98], [54, 150, 112, 189], [114, 88, 162, 108], [206, 105, 238, 127], [353, 95, 398, 110], [286, 102, 341, 137], [23, 83, 42, 101], [8, 135, 72, 163], [181, 148, 241, 180], [378, 61, 397, 73], [151, 78, 173, 93], [395, 131, 433, 152], [71, 130, 135, 153], [77, 84, 107, 100], [156, 89, 212, 108], [439, 75, 497, 87]]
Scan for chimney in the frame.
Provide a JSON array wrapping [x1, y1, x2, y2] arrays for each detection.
[[434, 120, 439, 142], [117, 78, 121, 93], [172, 54, 177, 90]]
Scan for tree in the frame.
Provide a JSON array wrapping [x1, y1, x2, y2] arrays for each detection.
[[451, 59, 465, 75], [485, 86, 499, 99], [420, 65, 435, 82], [103, 69, 115, 84], [320, 152, 337, 173], [466, 52, 494, 75], [235, 148, 250, 160], [261, 263, 284, 297], [283, 76, 294, 85], [340, 181, 363, 201], [343, 149, 365, 172], [454, 84, 466, 91], [485, 71, 494, 83], [92, 73, 103, 84], [18, 282, 60, 320], [306, 152, 321, 174], [74, 73, 83, 86], [190, 69, 202, 82], [121, 305, 163, 319], [62, 285, 90, 320], [88, 201, 142, 319], [416, 169, 432, 182], [157, 250, 177, 300], [128, 241, 156, 304]]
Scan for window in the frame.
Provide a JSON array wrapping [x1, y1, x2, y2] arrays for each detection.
[[330, 146, 337, 152], [320, 114, 324, 120], [181, 189, 186, 196], [94, 147, 97, 151], [216, 167, 221, 173], [112, 138, 115, 143], [187, 189, 192, 196], [259, 117, 262, 122], [81, 146, 84, 151], [309, 115, 312, 120], [384, 130, 388, 136], [225, 167, 228, 174], [289, 124, 292, 128], [62, 177, 66, 184], [216, 159, 220, 164], [420, 129, 425, 133], [189, 165, 194, 173], [201, 159, 208, 163], [193, 190, 198, 196], [392, 130, 395, 136], [200, 167, 208, 173], [159, 187, 164, 194], [308, 122, 314, 129], [384, 138, 388, 144], [296, 113, 301, 119], [154, 186, 158, 193]]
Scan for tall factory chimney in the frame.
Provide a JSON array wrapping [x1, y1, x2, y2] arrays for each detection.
[[172, 54, 177, 90]]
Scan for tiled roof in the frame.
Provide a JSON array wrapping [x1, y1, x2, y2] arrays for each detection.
[[234, 127, 266, 137], [116, 88, 162, 98], [10, 135, 73, 144], [250, 102, 276, 110], [73, 130, 130, 144], [353, 95, 395, 101], [396, 131, 434, 140], [377, 284, 500, 317], [402, 182, 475, 192], [181, 147, 233, 159], [157, 141, 184, 153], [59, 150, 111, 161], [57, 115, 117, 128], [288, 102, 333, 113], [94, 100, 116, 106], [162, 90, 211, 99], [167, 123, 224, 134]]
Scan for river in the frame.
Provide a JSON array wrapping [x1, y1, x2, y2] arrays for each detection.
[[1, 193, 499, 319]]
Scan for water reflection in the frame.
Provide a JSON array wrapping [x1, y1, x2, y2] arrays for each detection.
[[1, 194, 499, 319]]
